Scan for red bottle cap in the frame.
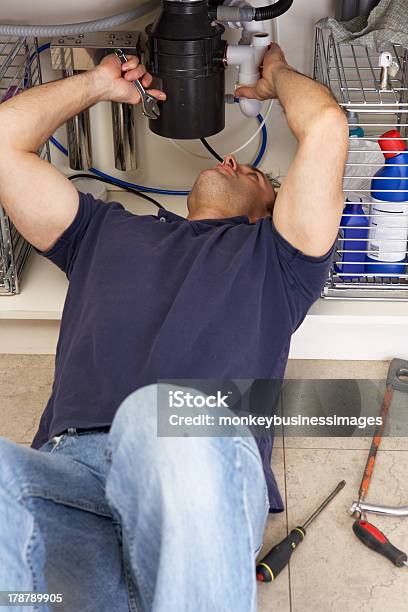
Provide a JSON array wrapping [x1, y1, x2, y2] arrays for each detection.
[[378, 129, 406, 158]]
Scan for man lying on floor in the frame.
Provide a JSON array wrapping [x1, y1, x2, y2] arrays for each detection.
[[0, 44, 347, 611]]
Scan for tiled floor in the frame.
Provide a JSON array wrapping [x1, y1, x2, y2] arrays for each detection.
[[1, 356, 408, 612]]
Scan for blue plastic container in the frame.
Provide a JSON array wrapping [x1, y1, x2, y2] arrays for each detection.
[[366, 130, 408, 275], [337, 199, 369, 275]]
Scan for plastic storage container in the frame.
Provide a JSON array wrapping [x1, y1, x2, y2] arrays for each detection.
[[366, 130, 408, 276], [337, 199, 369, 274]]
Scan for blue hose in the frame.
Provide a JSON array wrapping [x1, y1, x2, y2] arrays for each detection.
[[37, 42, 52, 54], [40, 43, 267, 195], [50, 136, 190, 196], [254, 114, 267, 168]]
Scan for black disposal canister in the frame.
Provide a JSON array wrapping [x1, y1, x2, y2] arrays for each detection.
[[148, 0, 226, 139]]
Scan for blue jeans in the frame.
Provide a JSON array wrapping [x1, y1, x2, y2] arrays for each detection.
[[0, 385, 269, 612]]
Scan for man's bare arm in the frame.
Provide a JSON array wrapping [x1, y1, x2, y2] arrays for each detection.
[[236, 45, 348, 257], [0, 55, 165, 252]]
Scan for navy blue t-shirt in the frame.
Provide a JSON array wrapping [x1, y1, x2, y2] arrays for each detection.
[[32, 192, 334, 512]]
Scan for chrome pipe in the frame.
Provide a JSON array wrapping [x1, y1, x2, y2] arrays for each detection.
[[63, 69, 92, 170], [66, 110, 92, 170], [111, 101, 137, 171], [350, 500, 408, 518]]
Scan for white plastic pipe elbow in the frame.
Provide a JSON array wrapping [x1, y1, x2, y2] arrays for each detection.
[[237, 97, 261, 118], [226, 31, 271, 117]]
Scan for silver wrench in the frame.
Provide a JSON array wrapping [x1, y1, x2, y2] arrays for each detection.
[[350, 500, 408, 518], [114, 48, 160, 120]]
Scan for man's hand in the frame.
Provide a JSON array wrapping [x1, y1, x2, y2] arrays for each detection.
[[234, 43, 293, 101], [242, 43, 348, 258], [0, 52, 166, 253], [94, 54, 166, 105]]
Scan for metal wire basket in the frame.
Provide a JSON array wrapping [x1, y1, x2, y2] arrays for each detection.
[[314, 24, 408, 300], [0, 37, 49, 295]]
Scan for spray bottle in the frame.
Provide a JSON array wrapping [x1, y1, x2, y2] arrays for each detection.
[[365, 130, 408, 275]]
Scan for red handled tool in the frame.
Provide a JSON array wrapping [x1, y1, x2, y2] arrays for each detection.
[[353, 519, 408, 568], [353, 359, 408, 516], [351, 359, 408, 569]]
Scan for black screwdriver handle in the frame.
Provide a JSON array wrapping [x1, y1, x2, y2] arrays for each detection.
[[353, 520, 408, 567], [256, 527, 306, 582]]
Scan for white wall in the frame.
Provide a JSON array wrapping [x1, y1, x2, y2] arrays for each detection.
[[0, 0, 336, 216]]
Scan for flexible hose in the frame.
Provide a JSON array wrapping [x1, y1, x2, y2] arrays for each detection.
[[170, 101, 271, 163], [253, 0, 293, 22], [200, 111, 267, 165], [0, 0, 159, 37], [200, 138, 224, 163], [230, 99, 273, 156], [67, 173, 163, 208], [253, 115, 267, 167], [216, 0, 293, 22], [50, 136, 190, 196], [50, 116, 267, 195]]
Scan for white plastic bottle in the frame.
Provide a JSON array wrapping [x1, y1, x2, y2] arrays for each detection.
[[366, 130, 408, 276]]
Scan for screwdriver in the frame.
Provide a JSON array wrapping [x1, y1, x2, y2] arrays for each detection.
[[353, 519, 408, 568], [256, 480, 346, 583]]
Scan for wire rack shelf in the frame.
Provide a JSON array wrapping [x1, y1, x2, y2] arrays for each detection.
[[0, 37, 49, 295], [315, 24, 408, 300]]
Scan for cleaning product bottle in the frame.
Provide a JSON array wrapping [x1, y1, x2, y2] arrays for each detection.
[[337, 198, 369, 275], [366, 129, 408, 275], [348, 111, 365, 138]]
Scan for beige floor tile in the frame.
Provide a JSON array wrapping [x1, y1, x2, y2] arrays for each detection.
[[0, 354, 53, 443], [285, 448, 408, 612], [272, 397, 283, 449], [257, 447, 290, 612], [285, 360, 389, 380], [284, 436, 371, 450], [281, 374, 408, 452], [284, 436, 408, 451], [273, 436, 283, 449]]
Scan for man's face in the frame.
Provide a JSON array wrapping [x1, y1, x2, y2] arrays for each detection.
[[187, 155, 276, 222]]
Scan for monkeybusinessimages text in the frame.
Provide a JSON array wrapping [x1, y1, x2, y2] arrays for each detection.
[[165, 390, 383, 431]]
